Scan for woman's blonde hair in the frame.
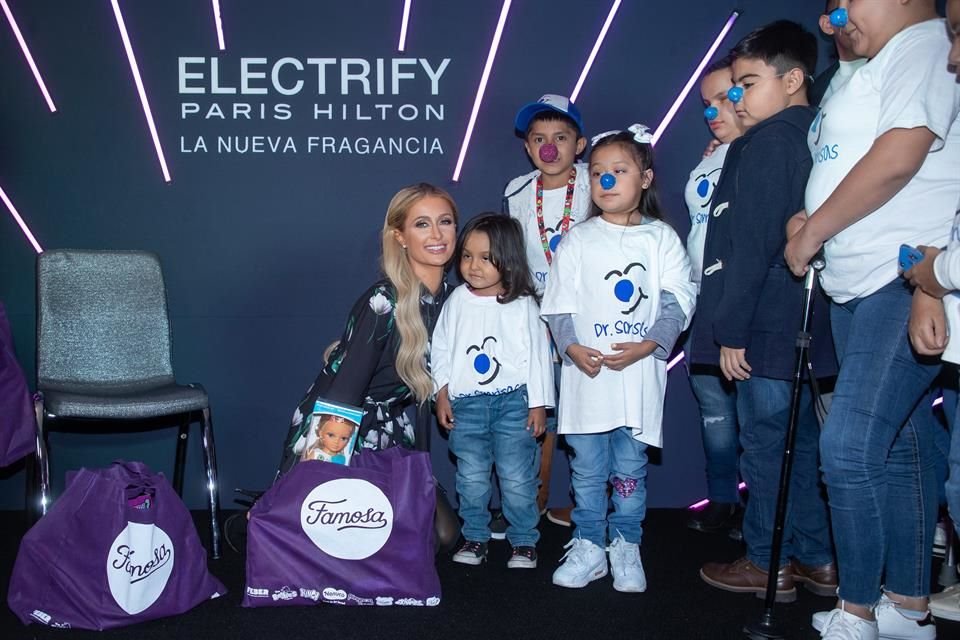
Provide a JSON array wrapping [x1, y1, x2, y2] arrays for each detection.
[[381, 183, 458, 403]]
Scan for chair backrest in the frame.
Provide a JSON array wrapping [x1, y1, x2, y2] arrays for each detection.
[[36, 250, 176, 390]]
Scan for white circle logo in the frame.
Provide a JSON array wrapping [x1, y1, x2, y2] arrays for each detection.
[[106, 523, 175, 615], [300, 478, 393, 560]]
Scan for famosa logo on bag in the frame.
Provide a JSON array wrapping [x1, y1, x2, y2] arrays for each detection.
[[300, 478, 393, 560], [106, 522, 176, 615]]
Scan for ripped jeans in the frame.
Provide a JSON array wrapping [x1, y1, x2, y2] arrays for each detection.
[[567, 427, 648, 547]]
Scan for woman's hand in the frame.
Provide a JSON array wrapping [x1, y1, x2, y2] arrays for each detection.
[[527, 407, 546, 437], [904, 246, 949, 299], [436, 386, 455, 430], [602, 341, 657, 371], [719, 346, 752, 381], [567, 344, 604, 378], [784, 224, 824, 277], [909, 289, 947, 356]]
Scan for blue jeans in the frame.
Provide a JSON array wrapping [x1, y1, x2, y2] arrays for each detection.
[[689, 371, 740, 504], [820, 281, 940, 605], [567, 427, 649, 547], [448, 388, 540, 547], [949, 381, 960, 536], [736, 375, 833, 570]]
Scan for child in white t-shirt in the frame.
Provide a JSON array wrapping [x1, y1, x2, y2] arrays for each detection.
[[433, 213, 554, 569], [541, 126, 696, 593], [786, 0, 960, 633], [684, 55, 746, 536]]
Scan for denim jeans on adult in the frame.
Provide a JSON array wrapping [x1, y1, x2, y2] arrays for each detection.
[[736, 375, 833, 570], [448, 387, 540, 547], [820, 280, 940, 605], [567, 427, 649, 548], [949, 378, 960, 537], [689, 371, 740, 504]]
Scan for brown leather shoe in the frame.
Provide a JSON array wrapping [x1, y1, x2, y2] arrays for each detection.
[[791, 560, 838, 597], [699, 557, 797, 603]]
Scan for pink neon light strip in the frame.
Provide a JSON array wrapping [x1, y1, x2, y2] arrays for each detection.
[[212, 0, 225, 51], [569, 0, 621, 103], [110, 0, 171, 182], [452, 0, 512, 182], [398, 0, 412, 52], [1, 0, 57, 112], [0, 185, 43, 254], [651, 10, 740, 147], [667, 352, 684, 372], [689, 482, 747, 510]]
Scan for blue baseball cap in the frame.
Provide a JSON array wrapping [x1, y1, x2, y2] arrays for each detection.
[[514, 94, 584, 136]]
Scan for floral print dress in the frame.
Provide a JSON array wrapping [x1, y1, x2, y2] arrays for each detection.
[[277, 279, 449, 476]]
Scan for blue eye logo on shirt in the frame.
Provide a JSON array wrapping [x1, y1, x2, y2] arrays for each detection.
[[604, 263, 649, 315], [467, 336, 501, 385], [694, 167, 723, 207], [544, 226, 563, 253]]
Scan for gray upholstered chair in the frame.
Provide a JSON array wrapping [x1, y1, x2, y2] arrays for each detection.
[[33, 249, 221, 558]]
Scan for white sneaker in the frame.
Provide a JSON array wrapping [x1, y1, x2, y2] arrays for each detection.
[[816, 607, 879, 640], [607, 534, 646, 593], [552, 537, 607, 588], [813, 596, 935, 640], [930, 584, 960, 622], [873, 594, 936, 639]]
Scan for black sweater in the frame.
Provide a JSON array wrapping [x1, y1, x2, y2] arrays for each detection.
[[689, 105, 837, 381]]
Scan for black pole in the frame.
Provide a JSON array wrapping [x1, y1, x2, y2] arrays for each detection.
[[744, 259, 823, 640]]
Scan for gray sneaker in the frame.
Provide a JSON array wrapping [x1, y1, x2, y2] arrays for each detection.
[[507, 546, 537, 569], [452, 541, 487, 566]]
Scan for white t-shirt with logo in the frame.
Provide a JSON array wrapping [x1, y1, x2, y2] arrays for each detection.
[[935, 196, 960, 364], [685, 143, 729, 288], [431, 285, 554, 408], [540, 217, 696, 447], [821, 58, 867, 106], [805, 19, 960, 304], [504, 163, 592, 294]]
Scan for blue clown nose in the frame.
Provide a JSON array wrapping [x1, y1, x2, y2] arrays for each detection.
[[727, 86, 744, 104], [600, 173, 616, 190], [704, 105, 719, 121], [829, 7, 847, 28]]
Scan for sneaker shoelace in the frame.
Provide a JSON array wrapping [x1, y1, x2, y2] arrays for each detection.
[[559, 538, 590, 566], [608, 535, 641, 572], [460, 541, 483, 555], [512, 547, 535, 560]]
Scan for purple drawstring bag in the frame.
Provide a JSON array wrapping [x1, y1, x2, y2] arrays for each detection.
[[0, 302, 35, 467], [243, 447, 440, 608], [7, 461, 225, 629]]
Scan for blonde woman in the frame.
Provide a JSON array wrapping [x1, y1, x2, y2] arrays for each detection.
[[278, 183, 457, 475]]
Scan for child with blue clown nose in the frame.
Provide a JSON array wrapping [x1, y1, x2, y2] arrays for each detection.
[[540, 124, 696, 593]]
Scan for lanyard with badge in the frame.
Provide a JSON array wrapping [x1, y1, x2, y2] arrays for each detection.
[[535, 168, 577, 266]]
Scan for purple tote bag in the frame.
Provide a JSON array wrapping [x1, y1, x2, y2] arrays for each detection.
[[0, 302, 35, 467], [243, 447, 441, 608], [7, 461, 225, 630]]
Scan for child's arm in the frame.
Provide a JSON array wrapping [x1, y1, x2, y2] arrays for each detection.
[[435, 385, 455, 430], [544, 314, 603, 377], [524, 299, 555, 410], [431, 301, 454, 427], [906, 244, 957, 299], [909, 288, 947, 356]]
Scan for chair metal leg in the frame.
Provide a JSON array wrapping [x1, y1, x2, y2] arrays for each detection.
[[173, 416, 189, 497], [33, 395, 51, 519], [200, 407, 222, 559]]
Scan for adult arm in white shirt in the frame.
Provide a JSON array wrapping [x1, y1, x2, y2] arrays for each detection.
[[785, 127, 937, 276]]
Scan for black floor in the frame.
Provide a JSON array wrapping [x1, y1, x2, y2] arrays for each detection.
[[1, 509, 956, 640]]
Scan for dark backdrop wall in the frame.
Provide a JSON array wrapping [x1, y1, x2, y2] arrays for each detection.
[[1, 0, 846, 509]]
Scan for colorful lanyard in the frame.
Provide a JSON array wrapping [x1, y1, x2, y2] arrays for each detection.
[[535, 168, 576, 266]]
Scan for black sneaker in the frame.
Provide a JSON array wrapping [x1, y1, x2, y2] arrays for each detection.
[[507, 546, 537, 569], [490, 510, 508, 540], [687, 502, 739, 534], [452, 540, 487, 565]]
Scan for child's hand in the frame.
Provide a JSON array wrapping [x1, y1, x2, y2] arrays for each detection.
[[702, 139, 722, 159], [602, 341, 657, 370], [527, 407, 546, 437], [786, 209, 807, 240], [719, 346, 751, 381], [905, 246, 949, 299], [436, 386, 455, 430], [909, 288, 947, 356], [567, 344, 604, 377]]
